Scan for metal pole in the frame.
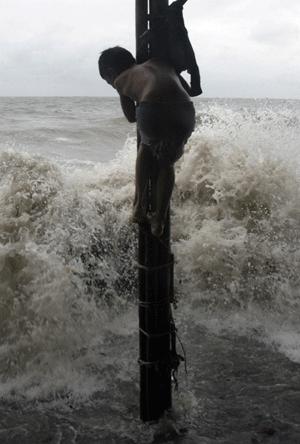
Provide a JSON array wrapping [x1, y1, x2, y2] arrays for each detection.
[[136, 0, 172, 422], [135, 0, 148, 64]]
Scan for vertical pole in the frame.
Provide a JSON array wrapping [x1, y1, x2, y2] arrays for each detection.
[[136, 0, 172, 422], [135, 0, 149, 64]]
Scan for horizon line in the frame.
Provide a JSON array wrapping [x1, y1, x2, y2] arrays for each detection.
[[0, 95, 299, 101]]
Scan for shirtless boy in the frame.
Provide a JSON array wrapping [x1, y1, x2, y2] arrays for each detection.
[[98, 46, 196, 237]]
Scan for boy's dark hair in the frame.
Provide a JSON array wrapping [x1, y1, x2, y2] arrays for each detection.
[[98, 47, 136, 79]]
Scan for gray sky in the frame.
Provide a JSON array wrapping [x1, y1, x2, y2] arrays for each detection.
[[0, 0, 299, 98]]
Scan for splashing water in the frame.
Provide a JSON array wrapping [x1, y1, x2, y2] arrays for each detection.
[[0, 98, 300, 443]]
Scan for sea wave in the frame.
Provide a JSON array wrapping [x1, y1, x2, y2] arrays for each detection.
[[0, 102, 300, 400]]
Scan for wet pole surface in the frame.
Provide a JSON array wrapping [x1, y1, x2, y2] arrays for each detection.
[[136, 0, 173, 422]]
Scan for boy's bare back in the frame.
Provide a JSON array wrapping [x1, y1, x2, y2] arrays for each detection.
[[98, 46, 198, 236], [114, 59, 191, 104]]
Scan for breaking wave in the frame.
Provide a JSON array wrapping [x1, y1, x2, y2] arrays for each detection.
[[0, 100, 300, 401]]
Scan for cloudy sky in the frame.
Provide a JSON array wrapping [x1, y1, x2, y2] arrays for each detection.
[[0, 0, 299, 98]]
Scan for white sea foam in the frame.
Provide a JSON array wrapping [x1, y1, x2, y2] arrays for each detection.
[[0, 99, 300, 402]]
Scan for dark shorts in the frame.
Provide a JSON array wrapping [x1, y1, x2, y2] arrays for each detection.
[[136, 101, 195, 165]]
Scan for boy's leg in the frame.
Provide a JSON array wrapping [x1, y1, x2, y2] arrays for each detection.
[[132, 143, 153, 223], [150, 163, 175, 237]]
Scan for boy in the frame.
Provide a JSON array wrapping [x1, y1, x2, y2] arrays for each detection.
[[98, 46, 197, 237]]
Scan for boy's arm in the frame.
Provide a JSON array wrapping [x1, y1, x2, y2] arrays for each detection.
[[119, 95, 136, 123]]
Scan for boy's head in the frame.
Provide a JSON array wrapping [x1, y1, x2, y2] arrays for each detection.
[[98, 47, 136, 85]]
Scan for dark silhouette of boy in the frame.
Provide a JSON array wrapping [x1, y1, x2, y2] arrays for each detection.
[[98, 46, 200, 236]]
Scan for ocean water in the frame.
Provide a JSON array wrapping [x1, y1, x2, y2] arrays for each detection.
[[0, 97, 300, 443]]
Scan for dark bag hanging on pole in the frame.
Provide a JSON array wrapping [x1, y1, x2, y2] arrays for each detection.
[[139, 0, 202, 96]]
